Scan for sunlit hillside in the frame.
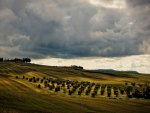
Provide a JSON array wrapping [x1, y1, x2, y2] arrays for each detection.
[[0, 62, 150, 113]]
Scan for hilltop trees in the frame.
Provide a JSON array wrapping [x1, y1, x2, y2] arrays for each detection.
[[0, 58, 31, 63], [0, 58, 3, 62], [71, 65, 83, 70], [23, 58, 31, 63]]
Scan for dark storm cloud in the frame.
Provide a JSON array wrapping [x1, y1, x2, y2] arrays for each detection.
[[127, 0, 150, 7], [0, 0, 150, 58]]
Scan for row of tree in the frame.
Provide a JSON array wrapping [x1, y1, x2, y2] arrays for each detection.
[[0, 58, 31, 63], [16, 76, 150, 99]]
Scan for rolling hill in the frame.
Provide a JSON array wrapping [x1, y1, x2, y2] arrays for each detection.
[[0, 62, 150, 113]]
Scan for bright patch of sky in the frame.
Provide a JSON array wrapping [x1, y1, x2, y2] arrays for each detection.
[[32, 54, 150, 74]]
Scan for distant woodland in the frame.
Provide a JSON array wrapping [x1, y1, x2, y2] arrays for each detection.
[[0, 58, 31, 63]]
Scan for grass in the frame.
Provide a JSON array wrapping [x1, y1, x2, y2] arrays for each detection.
[[0, 62, 150, 113]]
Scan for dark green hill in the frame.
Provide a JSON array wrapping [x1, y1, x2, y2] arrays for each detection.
[[88, 69, 139, 73]]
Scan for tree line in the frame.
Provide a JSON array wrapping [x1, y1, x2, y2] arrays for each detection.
[[0, 58, 31, 63]]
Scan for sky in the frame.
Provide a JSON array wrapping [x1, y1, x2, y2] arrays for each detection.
[[0, 0, 150, 73]]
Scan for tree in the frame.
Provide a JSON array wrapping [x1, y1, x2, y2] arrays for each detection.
[[49, 85, 54, 90], [132, 89, 142, 98], [41, 79, 43, 83], [37, 84, 41, 88], [125, 86, 133, 98], [78, 90, 82, 96], [1, 57, 31, 63], [144, 86, 150, 99], [29, 78, 33, 82], [23, 58, 31, 63], [44, 81, 48, 87], [131, 82, 136, 87], [91, 92, 96, 97], [14, 58, 23, 62], [26, 77, 29, 80], [62, 83, 65, 87], [68, 90, 73, 95], [0, 58, 3, 62], [36, 78, 40, 82], [55, 86, 60, 92], [22, 76, 25, 79], [71, 65, 84, 70]]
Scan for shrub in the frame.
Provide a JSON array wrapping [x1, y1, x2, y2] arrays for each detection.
[[113, 86, 118, 97], [119, 86, 125, 95], [37, 84, 41, 88], [55, 86, 60, 92], [63, 89, 66, 93], [107, 86, 111, 97], [29, 78, 32, 82], [49, 85, 54, 90], [62, 83, 65, 87], [91, 84, 100, 97], [44, 81, 48, 84], [132, 89, 142, 98], [22, 76, 25, 79], [108, 92, 111, 97], [138, 84, 143, 87], [48, 79, 51, 83], [40, 79, 43, 83], [144, 86, 150, 99], [120, 89, 124, 95], [125, 86, 133, 98], [78, 90, 82, 96], [33, 79, 36, 83], [66, 80, 71, 85], [101, 85, 106, 95], [68, 90, 73, 95], [85, 86, 92, 96], [91, 92, 96, 97], [36, 78, 40, 82], [114, 90, 118, 97], [67, 85, 70, 89], [15, 76, 19, 79], [32, 77, 36, 82], [44, 81, 48, 87], [101, 90, 104, 95], [131, 82, 136, 87], [86, 90, 90, 95]]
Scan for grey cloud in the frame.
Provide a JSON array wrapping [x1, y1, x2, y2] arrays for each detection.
[[126, 0, 150, 7], [0, 0, 150, 58]]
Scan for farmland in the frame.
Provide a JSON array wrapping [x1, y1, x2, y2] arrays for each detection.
[[0, 62, 150, 113]]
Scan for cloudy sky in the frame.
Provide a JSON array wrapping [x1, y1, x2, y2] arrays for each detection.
[[0, 0, 150, 73]]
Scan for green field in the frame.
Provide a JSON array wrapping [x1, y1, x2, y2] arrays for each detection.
[[0, 62, 150, 113]]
